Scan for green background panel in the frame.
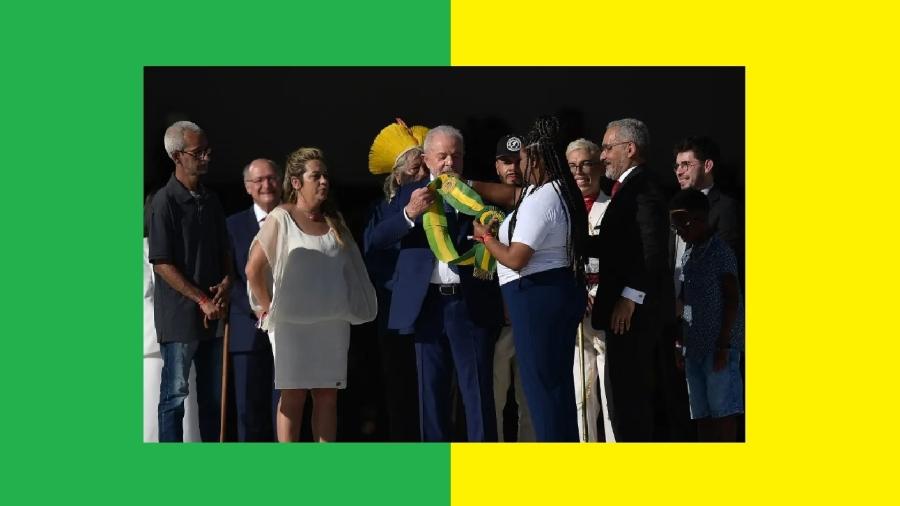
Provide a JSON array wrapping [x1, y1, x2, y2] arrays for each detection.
[[0, 1, 450, 504]]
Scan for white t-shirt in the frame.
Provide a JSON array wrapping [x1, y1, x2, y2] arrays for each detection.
[[497, 181, 572, 286]]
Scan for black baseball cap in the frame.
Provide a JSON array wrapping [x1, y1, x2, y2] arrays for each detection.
[[496, 134, 523, 159]]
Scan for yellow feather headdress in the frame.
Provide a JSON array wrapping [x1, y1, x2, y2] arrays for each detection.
[[368, 118, 426, 175]]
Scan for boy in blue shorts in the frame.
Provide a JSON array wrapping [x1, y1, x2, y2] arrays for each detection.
[[669, 188, 744, 442]]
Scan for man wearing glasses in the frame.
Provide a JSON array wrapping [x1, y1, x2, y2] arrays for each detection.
[[672, 136, 739, 259], [669, 136, 742, 440], [584, 118, 671, 442], [225, 159, 283, 441], [566, 137, 615, 442], [148, 120, 233, 442]]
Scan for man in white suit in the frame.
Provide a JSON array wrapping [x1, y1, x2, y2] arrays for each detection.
[[567, 138, 615, 442]]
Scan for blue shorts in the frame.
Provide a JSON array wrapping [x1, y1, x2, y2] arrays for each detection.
[[684, 348, 744, 419]]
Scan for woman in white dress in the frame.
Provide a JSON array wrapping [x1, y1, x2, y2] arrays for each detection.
[[245, 147, 377, 442]]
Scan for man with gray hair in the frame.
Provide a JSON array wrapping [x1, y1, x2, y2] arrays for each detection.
[[566, 137, 615, 442], [225, 158, 283, 441], [584, 118, 671, 441], [148, 120, 233, 442], [370, 125, 502, 442]]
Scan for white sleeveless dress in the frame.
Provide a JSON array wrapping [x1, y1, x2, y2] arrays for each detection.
[[248, 207, 377, 389]]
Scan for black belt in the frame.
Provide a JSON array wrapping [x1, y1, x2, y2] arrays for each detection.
[[431, 283, 460, 296]]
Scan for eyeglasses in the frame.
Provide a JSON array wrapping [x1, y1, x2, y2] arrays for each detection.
[[674, 160, 703, 171], [178, 148, 212, 160], [600, 141, 632, 152], [568, 160, 599, 172], [245, 176, 280, 185]]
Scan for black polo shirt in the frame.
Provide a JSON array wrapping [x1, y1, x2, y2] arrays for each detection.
[[149, 173, 230, 343]]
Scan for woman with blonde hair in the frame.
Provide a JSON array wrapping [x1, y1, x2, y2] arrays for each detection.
[[246, 147, 377, 442]]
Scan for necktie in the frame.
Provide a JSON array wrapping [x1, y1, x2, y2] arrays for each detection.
[[611, 180, 623, 198]]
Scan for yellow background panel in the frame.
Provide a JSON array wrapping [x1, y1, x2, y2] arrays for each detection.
[[451, 0, 899, 503]]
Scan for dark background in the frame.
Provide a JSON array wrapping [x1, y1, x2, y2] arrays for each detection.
[[145, 67, 744, 235], [144, 67, 744, 440]]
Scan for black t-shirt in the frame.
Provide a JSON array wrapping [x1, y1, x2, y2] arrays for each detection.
[[148, 173, 230, 343]]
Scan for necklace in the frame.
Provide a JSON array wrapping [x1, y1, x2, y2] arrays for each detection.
[[295, 204, 324, 222]]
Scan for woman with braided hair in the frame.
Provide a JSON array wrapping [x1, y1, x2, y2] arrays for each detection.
[[470, 116, 588, 441], [245, 147, 377, 442]]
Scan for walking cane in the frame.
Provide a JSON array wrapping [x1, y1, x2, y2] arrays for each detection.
[[578, 321, 589, 442], [219, 319, 230, 442]]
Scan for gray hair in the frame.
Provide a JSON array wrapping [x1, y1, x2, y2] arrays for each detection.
[[607, 118, 649, 154], [423, 125, 464, 153], [565, 138, 600, 158], [383, 147, 423, 201], [242, 158, 280, 180], [163, 120, 204, 159]]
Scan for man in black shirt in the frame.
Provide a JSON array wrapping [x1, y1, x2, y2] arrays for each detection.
[[148, 120, 232, 442]]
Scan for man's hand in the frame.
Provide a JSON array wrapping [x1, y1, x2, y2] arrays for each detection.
[[610, 297, 635, 335], [404, 187, 434, 220], [209, 278, 231, 309], [200, 299, 222, 320]]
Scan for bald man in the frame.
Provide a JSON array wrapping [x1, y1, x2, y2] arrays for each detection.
[[226, 158, 283, 441]]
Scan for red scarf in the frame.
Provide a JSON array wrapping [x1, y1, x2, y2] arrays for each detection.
[[582, 194, 597, 213]]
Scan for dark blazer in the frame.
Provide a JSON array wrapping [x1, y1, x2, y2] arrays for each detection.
[[370, 178, 503, 332], [226, 208, 270, 352], [586, 165, 672, 333], [707, 186, 740, 259]]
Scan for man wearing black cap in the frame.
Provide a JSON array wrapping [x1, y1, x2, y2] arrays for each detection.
[[489, 134, 534, 441], [495, 134, 523, 186]]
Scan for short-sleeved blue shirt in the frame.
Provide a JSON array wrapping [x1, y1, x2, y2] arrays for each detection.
[[681, 233, 745, 359]]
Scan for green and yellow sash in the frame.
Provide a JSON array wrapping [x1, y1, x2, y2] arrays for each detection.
[[422, 174, 505, 280]]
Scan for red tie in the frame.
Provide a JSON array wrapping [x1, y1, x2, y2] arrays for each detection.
[[611, 181, 623, 198]]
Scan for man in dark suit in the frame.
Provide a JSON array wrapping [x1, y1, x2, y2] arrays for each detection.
[[225, 158, 282, 441], [673, 136, 740, 257], [671, 136, 743, 440], [370, 125, 502, 442], [586, 118, 671, 442]]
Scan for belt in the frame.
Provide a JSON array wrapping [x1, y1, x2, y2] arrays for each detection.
[[431, 283, 460, 296]]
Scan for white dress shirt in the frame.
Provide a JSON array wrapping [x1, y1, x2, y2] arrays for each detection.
[[253, 203, 270, 228]]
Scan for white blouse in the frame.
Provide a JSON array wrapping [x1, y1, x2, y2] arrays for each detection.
[[497, 181, 572, 285], [248, 207, 377, 333]]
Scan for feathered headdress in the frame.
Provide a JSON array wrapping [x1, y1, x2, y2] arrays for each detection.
[[410, 125, 430, 147], [368, 118, 425, 175]]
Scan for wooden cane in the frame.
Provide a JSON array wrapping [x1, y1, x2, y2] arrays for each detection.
[[578, 321, 589, 442], [219, 320, 230, 442]]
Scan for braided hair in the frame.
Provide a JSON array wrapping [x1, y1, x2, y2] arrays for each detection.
[[506, 116, 588, 277]]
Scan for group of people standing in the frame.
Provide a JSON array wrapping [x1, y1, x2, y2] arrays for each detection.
[[143, 114, 744, 443]]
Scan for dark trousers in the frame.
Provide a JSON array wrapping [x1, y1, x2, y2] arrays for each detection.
[[378, 331, 421, 441], [414, 286, 497, 442], [653, 322, 695, 441], [606, 320, 661, 442], [501, 268, 583, 442], [230, 345, 276, 442]]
